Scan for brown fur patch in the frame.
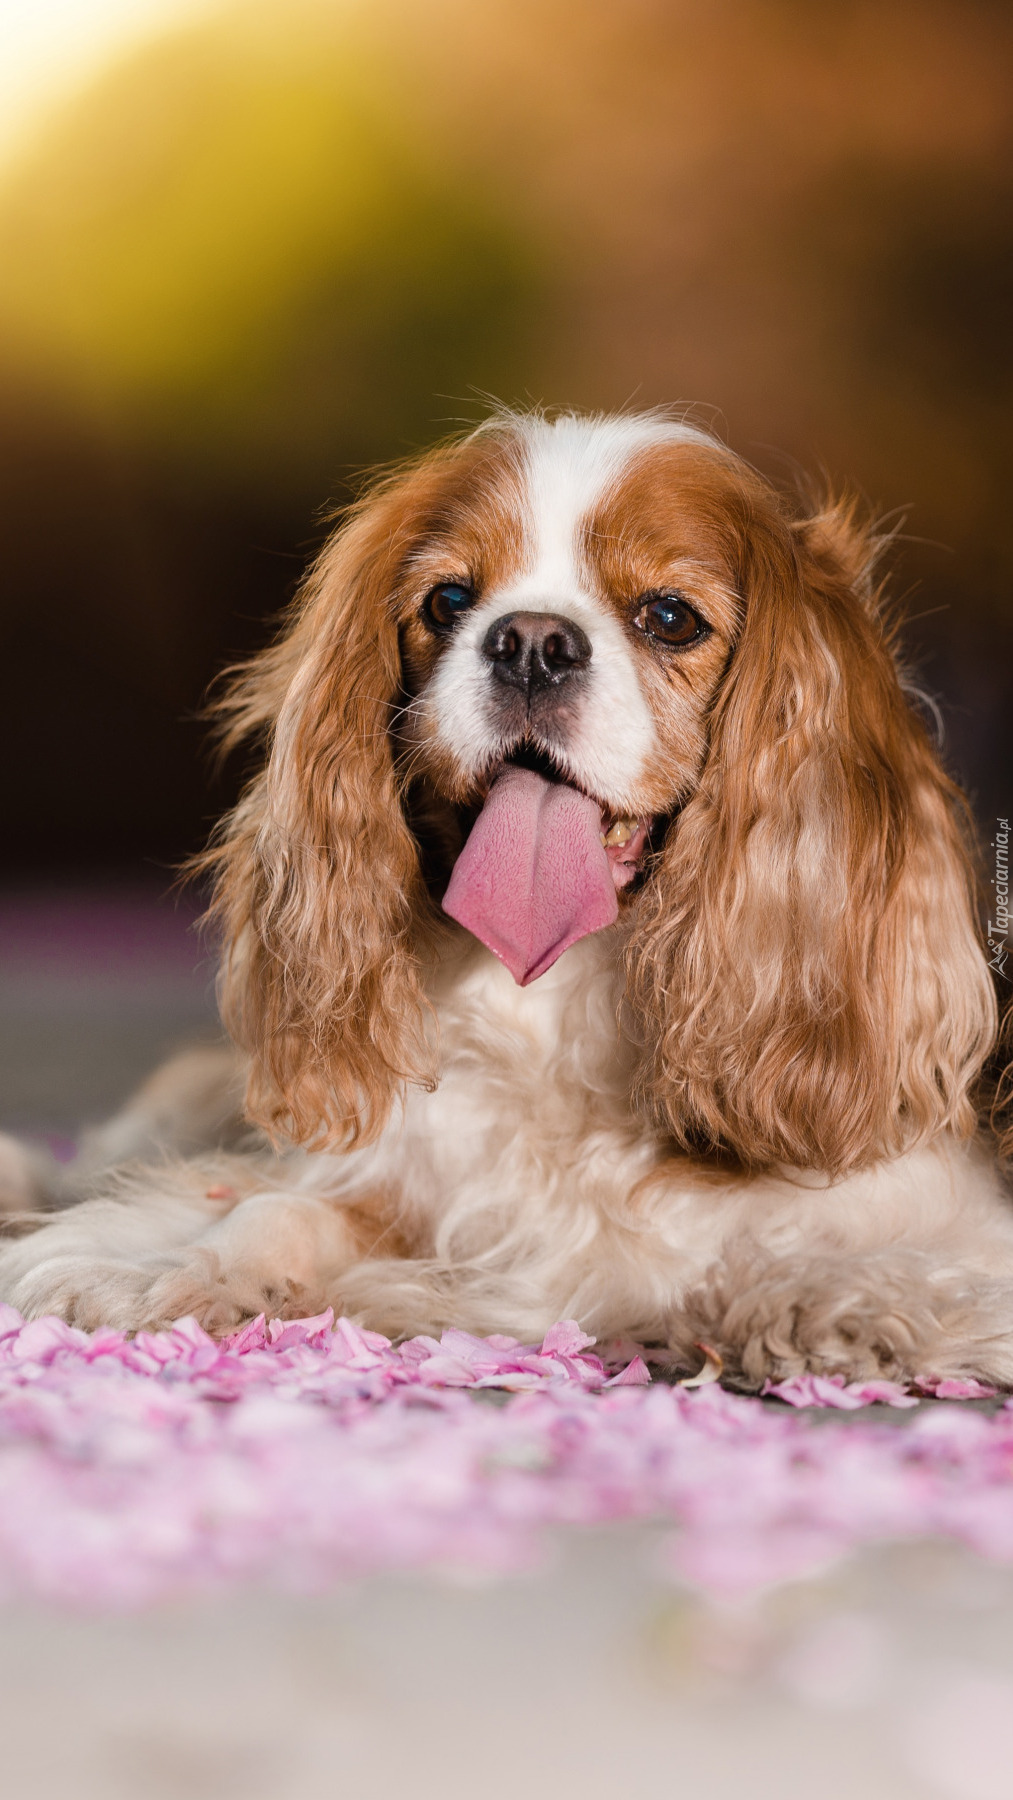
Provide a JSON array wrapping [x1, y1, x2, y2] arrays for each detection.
[[618, 450, 995, 1172], [579, 441, 747, 813]]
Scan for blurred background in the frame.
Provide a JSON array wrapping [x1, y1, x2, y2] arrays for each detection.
[[0, 0, 1011, 1135]]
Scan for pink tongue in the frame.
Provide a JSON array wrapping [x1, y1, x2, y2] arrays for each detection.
[[442, 765, 618, 986]]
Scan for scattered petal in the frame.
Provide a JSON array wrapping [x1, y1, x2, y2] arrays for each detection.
[[679, 1343, 723, 1387], [605, 1356, 652, 1387], [766, 1374, 918, 1410], [540, 1321, 596, 1358], [918, 1376, 999, 1401], [0, 1307, 1005, 1610]]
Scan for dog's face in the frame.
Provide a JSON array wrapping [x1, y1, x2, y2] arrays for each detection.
[[209, 410, 995, 1174], [391, 419, 743, 891], [399, 421, 740, 807]]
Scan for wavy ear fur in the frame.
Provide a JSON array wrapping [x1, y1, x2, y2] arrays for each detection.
[[200, 472, 440, 1149], [627, 487, 997, 1174]]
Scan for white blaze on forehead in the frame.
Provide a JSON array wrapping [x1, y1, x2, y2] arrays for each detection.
[[425, 412, 716, 808], [514, 411, 713, 597]]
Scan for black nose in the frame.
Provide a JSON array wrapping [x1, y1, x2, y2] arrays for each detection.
[[481, 612, 592, 693]]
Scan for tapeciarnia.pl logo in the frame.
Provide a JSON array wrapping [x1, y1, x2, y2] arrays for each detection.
[[988, 817, 1009, 978]]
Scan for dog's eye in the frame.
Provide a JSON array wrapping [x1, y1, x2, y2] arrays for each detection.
[[423, 582, 475, 632], [633, 592, 710, 649]]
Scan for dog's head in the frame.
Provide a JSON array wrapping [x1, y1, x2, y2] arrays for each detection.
[[207, 411, 996, 1172]]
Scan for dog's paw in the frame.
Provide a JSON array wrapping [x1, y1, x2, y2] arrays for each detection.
[[3, 1256, 154, 1332], [670, 1246, 980, 1389], [138, 1251, 313, 1335], [3, 1247, 314, 1337]]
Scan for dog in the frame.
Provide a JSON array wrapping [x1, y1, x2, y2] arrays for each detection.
[[2, 408, 1011, 1387]]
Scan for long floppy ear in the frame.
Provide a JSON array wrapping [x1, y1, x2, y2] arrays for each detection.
[[200, 479, 438, 1149], [627, 490, 997, 1174]]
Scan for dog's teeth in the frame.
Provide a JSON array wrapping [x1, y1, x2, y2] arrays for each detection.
[[603, 818, 637, 847]]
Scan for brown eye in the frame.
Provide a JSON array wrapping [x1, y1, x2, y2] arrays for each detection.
[[634, 592, 710, 649], [423, 581, 475, 632]]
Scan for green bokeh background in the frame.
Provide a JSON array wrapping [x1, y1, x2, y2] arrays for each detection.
[[0, 0, 1009, 868], [0, 10, 542, 490]]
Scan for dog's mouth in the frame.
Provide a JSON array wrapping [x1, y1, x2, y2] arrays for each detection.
[[442, 745, 656, 986], [493, 745, 654, 883]]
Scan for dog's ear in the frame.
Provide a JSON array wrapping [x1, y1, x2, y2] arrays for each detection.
[[203, 476, 438, 1149], [626, 489, 996, 1174]]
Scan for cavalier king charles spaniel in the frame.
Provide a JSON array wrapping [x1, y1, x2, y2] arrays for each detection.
[[2, 409, 1011, 1387]]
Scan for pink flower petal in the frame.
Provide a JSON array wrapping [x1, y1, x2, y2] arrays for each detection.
[[605, 1356, 652, 1387], [918, 1375, 999, 1400], [764, 1374, 918, 1409], [540, 1321, 596, 1358]]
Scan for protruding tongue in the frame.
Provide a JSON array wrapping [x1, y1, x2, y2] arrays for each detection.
[[442, 765, 618, 985]]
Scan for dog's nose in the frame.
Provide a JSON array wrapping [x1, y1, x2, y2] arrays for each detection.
[[481, 612, 592, 693]]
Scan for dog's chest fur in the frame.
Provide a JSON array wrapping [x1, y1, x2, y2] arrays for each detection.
[[314, 932, 663, 1260]]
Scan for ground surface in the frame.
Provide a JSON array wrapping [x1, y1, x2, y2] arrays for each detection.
[[1, 886, 1011, 1800]]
